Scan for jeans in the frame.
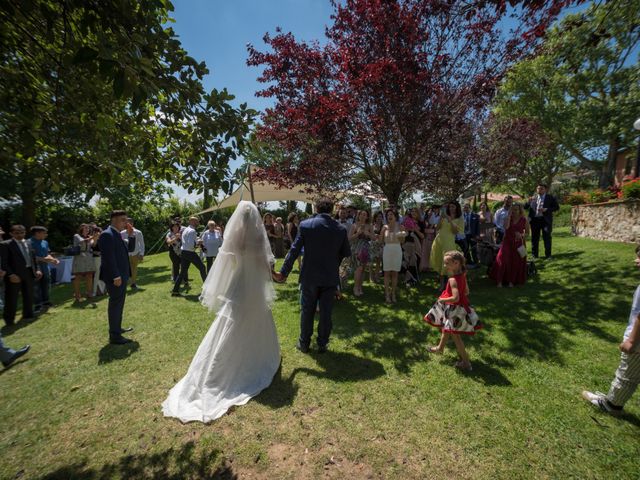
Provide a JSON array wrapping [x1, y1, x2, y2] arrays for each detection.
[[34, 264, 50, 307]]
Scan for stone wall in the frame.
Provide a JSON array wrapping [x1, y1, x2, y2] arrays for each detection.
[[572, 199, 640, 243]]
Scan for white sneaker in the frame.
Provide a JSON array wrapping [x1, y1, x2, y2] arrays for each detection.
[[582, 390, 622, 416]]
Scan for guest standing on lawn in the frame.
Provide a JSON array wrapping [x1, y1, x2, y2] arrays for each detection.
[[71, 224, 98, 302], [350, 210, 374, 297], [30, 226, 59, 311], [381, 209, 405, 304], [583, 244, 640, 415], [430, 201, 464, 292], [201, 220, 222, 273], [489, 203, 529, 287], [527, 183, 559, 259], [1, 225, 42, 326], [121, 218, 144, 290]]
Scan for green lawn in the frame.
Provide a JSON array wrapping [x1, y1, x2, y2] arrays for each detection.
[[1, 227, 638, 479]]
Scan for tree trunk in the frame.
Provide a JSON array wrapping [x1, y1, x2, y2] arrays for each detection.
[[598, 137, 619, 188], [202, 188, 212, 210], [20, 171, 36, 228]]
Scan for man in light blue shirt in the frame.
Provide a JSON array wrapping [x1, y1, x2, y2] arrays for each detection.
[[30, 226, 59, 310], [172, 216, 207, 296], [493, 196, 513, 244]]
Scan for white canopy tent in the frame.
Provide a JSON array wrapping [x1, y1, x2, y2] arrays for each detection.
[[196, 166, 320, 214]]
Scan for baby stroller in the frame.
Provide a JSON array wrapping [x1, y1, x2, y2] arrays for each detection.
[[477, 240, 500, 273]]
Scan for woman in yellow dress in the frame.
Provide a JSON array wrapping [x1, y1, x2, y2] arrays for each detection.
[[430, 201, 464, 291]]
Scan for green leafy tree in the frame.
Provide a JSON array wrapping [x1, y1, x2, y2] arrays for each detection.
[[494, 0, 640, 188], [0, 0, 254, 226]]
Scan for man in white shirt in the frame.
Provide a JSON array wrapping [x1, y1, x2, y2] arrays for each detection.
[[526, 184, 560, 259], [201, 220, 223, 273], [172, 216, 207, 296], [121, 218, 145, 290], [493, 196, 513, 244]]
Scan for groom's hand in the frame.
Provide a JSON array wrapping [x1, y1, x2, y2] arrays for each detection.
[[272, 271, 286, 283]]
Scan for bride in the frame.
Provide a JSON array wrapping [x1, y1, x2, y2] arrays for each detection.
[[162, 201, 281, 423]]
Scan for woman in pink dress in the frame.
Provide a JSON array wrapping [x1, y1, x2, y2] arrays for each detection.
[[489, 203, 529, 287]]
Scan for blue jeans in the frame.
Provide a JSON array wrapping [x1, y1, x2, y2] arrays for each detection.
[[34, 265, 50, 307]]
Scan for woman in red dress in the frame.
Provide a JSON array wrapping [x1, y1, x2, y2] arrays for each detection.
[[489, 203, 530, 287]]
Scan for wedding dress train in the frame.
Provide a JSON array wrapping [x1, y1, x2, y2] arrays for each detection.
[[162, 201, 280, 423]]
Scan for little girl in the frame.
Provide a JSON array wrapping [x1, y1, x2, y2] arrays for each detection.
[[423, 250, 482, 371]]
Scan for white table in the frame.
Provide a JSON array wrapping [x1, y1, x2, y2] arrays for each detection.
[[54, 256, 73, 284]]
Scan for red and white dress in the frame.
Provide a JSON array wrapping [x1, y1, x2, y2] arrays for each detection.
[[424, 273, 482, 335]]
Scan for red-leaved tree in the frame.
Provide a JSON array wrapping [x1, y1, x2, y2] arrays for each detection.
[[247, 0, 578, 205]]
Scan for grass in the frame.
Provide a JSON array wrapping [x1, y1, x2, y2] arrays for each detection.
[[0, 227, 639, 479]]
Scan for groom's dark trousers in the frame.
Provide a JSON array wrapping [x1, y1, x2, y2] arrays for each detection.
[[280, 213, 351, 348], [300, 285, 336, 348]]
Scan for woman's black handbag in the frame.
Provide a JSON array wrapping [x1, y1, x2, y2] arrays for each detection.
[[64, 245, 81, 256]]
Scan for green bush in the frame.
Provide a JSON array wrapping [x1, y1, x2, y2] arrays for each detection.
[[621, 178, 640, 200], [554, 204, 573, 228], [563, 192, 589, 205]]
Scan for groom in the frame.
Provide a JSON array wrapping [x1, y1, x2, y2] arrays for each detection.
[[273, 197, 351, 353], [98, 210, 134, 344]]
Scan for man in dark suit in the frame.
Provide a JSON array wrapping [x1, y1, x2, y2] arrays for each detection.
[[527, 183, 560, 259], [461, 203, 480, 266], [0, 225, 42, 326], [98, 210, 134, 344], [273, 197, 351, 353]]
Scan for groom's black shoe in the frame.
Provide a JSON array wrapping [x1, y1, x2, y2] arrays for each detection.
[[317, 344, 328, 354], [109, 335, 133, 345], [295, 341, 310, 354], [2, 345, 30, 367], [120, 327, 134, 333]]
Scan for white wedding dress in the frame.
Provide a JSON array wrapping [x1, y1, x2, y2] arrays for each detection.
[[162, 201, 281, 423]]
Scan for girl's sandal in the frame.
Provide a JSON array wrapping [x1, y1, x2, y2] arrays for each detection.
[[454, 360, 473, 372], [427, 346, 443, 354]]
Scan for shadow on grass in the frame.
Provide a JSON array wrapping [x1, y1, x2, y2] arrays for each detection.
[[98, 341, 140, 364], [0, 358, 30, 376], [463, 358, 513, 387], [1, 315, 40, 336], [255, 351, 385, 409], [37, 441, 234, 480]]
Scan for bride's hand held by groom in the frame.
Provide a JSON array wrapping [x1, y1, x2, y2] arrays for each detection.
[[271, 270, 287, 283]]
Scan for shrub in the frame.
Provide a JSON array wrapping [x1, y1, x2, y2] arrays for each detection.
[[588, 189, 616, 204], [564, 191, 589, 205], [621, 177, 640, 200], [554, 204, 573, 228]]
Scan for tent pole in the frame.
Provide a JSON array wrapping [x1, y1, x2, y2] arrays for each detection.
[[247, 163, 256, 204]]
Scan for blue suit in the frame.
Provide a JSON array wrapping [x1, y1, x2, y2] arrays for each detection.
[[280, 214, 351, 349], [98, 225, 130, 337]]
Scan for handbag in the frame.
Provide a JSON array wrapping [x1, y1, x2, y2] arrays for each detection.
[[64, 245, 81, 256], [516, 244, 526, 258]]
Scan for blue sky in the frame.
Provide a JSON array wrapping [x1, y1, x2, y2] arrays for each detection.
[[169, 0, 334, 202]]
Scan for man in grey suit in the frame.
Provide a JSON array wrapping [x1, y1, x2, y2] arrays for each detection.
[[273, 197, 351, 353]]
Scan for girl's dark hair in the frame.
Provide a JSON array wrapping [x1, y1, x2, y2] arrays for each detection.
[[170, 222, 180, 232], [373, 211, 383, 223], [447, 201, 462, 218], [384, 208, 396, 222], [356, 210, 370, 223]]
